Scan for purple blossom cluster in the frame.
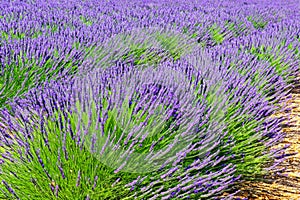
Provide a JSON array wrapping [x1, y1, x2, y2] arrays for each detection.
[[0, 0, 299, 199]]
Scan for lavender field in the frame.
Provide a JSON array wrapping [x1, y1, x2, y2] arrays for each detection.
[[0, 0, 300, 199]]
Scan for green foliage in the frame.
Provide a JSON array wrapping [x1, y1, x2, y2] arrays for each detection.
[[155, 32, 185, 61], [121, 46, 164, 66], [0, 30, 26, 41], [247, 16, 268, 29], [0, 93, 203, 199], [0, 110, 134, 200], [72, 41, 81, 50], [79, 15, 93, 26], [193, 83, 271, 178], [32, 30, 43, 38], [249, 44, 294, 79], [80, 92, 187, 173], [0, 52, 79, 109], [221, 102, 269, 178], [224, 20, 246, 37], [209, 24, 225, 44], [50, 24, 58, 33], [102, 28, 198, 66]]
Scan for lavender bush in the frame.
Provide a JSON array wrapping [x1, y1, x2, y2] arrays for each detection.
[[0, 0, 299, 199]]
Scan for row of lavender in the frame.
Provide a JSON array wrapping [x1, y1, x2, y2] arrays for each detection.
[[0, 0, 299, 199]]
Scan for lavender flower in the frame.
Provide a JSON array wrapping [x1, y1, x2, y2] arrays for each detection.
[[0, 0, 298, 199]]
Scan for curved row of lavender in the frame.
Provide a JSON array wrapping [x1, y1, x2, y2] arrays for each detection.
[[0, 0, 299, 199]]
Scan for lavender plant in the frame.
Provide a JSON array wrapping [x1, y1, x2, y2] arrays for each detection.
[[0, 47, 292, 199], [182, 51, 290, 180], [0, 0, 299, 199], [0, 60, 238, 199]]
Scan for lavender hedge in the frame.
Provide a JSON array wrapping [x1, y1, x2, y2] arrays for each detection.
[[0, 0, 299, 199]]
